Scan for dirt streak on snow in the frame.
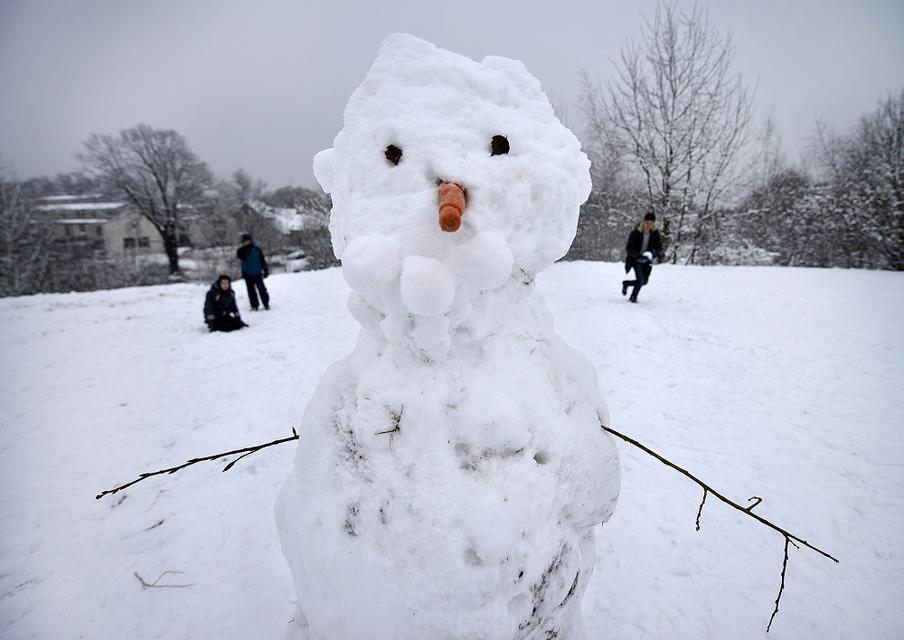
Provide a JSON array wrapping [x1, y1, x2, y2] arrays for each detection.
[[0, 262, 902, 639]]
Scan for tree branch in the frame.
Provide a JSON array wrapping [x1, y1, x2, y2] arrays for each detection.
[[601, 422, 838, 631], [766, 537, 790, 631], [134, 570, 195, 590], [95, 429, 299, 500], [601, 423, 837, 561], [695, 488, 707, 531]]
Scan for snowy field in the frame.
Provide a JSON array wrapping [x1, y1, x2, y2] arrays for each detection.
[[1, 261, 902, 639]]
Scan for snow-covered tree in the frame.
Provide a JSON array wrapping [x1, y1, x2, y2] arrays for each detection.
[[813, 91, 904, 270], [0, 164, 51, 296]]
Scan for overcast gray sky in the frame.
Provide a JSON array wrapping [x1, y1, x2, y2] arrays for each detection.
[[1, 0, 902, 188]]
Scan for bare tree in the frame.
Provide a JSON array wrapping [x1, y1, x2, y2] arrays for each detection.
[[578, 69, 635, 224], [592, 1, 754, 263], [566, 71, 638, 261], [206, 169, 283, 247], [228, 168, 267, 207], [0, 163, 51, 296], [78, 124, 214, 274], [748, 112, 785, 193]]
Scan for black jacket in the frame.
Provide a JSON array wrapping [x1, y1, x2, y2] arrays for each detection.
[[625, 227, 663, 272], [204, 282, 241, 325]]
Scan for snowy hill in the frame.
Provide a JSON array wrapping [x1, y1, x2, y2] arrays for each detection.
[[1, 261, 902, 639]]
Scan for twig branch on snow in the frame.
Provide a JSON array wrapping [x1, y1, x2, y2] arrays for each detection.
[[767, 537, 792, 632], [375, 405, 404, 436], [695, 488, 707, 531], [95, 429, 300, 500], [601, 422, 838, 631], [134, 570, 195, 589]]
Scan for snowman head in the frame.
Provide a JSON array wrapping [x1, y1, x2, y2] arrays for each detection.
[[314, 34, 591, 281]]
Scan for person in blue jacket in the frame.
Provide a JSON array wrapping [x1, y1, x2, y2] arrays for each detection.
[[236, 234, 270, 311], [622, 212, 663, 303]]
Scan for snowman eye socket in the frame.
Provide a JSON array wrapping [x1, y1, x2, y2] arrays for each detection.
[[385, 144, 403, 166], [490, 135, 509, 156]]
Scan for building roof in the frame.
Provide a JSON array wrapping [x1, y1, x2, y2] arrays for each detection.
[[39, 194, 103, 202], [36, 202, 125, 212]]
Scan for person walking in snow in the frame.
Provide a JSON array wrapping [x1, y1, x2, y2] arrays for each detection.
[[237, 233, 270, 311], [204, 274, 248, 332], [622, 211, 663, 303]]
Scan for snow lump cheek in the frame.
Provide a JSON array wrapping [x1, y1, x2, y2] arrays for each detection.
[[341, 235, 401, 294], [400, 256, 455, 316], [455, 231, 514, 290]]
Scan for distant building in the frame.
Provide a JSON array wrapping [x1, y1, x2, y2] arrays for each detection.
[[33, 194, 332, 262], [34, 195, 166, 257]]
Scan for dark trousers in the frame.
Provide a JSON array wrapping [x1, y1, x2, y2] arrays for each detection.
[[244, 275, 270, 309], [625, 262, 652, 300], [210, 315, 246, 332]]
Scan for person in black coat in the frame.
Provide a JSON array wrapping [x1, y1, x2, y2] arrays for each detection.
[[204, 275, 248, 332], [622, 212, 664, 303], [236, 233, 270, 311]]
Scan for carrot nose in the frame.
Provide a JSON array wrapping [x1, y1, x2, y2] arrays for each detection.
[[438, 182, 465, 232]]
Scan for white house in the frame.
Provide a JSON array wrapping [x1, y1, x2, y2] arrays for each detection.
[[35, 195, 165, 257]]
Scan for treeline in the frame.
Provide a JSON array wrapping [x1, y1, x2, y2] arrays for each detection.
[[0, 127, 334, 297], [734, 104, 903, 269], [566, 2, 902, 270]]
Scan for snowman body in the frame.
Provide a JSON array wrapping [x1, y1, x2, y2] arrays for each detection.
[[276, 34, 620, 640]]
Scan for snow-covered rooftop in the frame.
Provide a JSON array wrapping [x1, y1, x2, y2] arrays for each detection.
[[39, 194, 103, 202], [36, 202, 125, 212]]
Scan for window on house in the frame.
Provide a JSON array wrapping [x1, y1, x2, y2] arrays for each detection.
[[96, 227, 103, 237], [138, 237, 150, 248], [79, 224, 86, 233], [123, 238, 136, 249]]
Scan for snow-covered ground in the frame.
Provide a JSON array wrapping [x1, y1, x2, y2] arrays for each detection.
[[1, 261, 901, 639]]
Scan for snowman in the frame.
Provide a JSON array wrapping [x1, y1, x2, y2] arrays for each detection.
[[276, 34, 620, 640]]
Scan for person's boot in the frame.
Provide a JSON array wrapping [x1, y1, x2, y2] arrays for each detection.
[[622, 280, 629, 296]]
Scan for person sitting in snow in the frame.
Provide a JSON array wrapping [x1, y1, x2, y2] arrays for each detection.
[[204, 275, 248, 332], [236, 233, 270, 311], [622, 211, 663, 303]]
